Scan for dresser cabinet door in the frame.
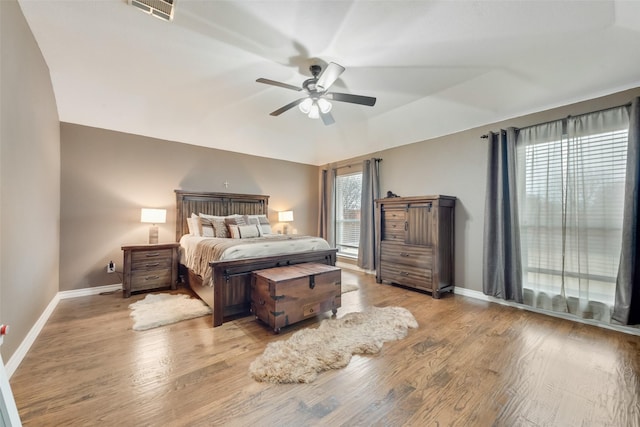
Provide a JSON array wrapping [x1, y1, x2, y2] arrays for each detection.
[[406, 203, 434, 246]]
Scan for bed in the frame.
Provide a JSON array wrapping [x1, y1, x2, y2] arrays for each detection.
[[175, 190, 338, 327]]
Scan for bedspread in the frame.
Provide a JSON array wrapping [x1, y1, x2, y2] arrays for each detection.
[[179, 234, 331, 284]]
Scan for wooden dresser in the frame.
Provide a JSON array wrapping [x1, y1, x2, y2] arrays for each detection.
[[375, 195, 455, 298], [251, 263, 341, 332], [121, 243, 179, 298]]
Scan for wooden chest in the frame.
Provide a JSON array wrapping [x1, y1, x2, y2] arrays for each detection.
[[251, 263, 341, 332]]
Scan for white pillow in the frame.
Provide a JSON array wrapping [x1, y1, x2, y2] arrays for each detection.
[[186, 217, 199, 236], [238, 224, 260, 239], [189, 213, 202, 236], [198, 216, 215, 237], [199, 213, 225, 220]]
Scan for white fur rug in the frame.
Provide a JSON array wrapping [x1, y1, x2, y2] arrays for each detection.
[[128, 293, 212, 331], [249, 306, 418, 383]]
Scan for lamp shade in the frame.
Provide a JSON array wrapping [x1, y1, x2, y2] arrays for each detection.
[[278, 210, 294, 222], [140, 208, 166, 224]]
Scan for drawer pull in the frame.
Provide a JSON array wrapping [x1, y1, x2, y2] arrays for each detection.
[[400, 252, 410, 257], [144, 262, 160, 267], [401, 272, 410, 276], [145, 252, 160, 257], [145, 275, 160, 281]]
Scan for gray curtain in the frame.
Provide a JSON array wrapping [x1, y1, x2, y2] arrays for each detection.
[[483, 128, 523, 302], [613, 97, 640, 325], [319, 168, 336, 247], [357, 158, 381, 270]]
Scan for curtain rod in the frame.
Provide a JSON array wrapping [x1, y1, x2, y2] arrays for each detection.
[[336, 158, 382, 170], [480, 101, 633, 139]]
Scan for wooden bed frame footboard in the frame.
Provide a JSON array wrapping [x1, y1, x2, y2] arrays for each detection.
[[175, 190, 338, 327], [204, 249, 337, 326]]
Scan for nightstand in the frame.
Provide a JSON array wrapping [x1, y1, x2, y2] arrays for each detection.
[[121, 242, 179, 298]]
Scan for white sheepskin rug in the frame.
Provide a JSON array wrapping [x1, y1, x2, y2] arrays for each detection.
[[128, 293, 212, 331], [249, 306, 418, 383]]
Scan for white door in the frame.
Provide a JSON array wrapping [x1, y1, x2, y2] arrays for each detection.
[[0, 332, 22, 426]]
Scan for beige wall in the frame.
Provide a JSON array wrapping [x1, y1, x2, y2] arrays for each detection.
[[60, 124, 319, 291], [0, 0, 61, 360], [336, 87, 640, 293]]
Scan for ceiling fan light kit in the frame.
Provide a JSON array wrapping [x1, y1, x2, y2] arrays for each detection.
[[257, 62, 376, 125]]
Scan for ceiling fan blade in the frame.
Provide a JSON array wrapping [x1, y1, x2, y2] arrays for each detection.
[[320, 110, 335, 126], [316, 62, 345, 91], [326, 92, 377, 106], [270, 98, 306, 116], [256, 78, 302, 92]]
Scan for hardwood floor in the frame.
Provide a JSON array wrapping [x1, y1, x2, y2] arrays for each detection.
[[10, 270, 640, 426]]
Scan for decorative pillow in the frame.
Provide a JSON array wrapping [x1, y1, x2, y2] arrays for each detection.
[[212, 218, 229, 238], [245, 214, 272, 235], [199, 213, 230, 238], [228, 224, 241, 239], [199, 216, 215, 237], [238, 224, 260, 239], [225, 215, 247, 226], [225, 215, 247, 237], [244, 217, 264, 237]]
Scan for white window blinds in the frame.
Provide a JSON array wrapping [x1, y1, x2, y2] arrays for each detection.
[[335, 171, 362, 257], [518, 108, 629, 309]]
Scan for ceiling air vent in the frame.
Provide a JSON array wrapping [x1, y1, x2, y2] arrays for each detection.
[[128, 0, 175, 22]]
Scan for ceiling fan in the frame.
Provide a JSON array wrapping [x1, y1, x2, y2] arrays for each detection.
[[256, 62, 376, 126]]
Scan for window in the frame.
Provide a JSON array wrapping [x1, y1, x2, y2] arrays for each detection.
[[519, 124, 628, 307], [335, 171, 362, 257]]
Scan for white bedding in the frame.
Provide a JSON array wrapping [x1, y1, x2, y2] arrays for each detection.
[[179, 234, 332, 284]]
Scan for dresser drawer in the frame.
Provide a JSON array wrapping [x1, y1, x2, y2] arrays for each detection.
[[382, 208, 405, 241], [380, 260, 433, 290], [383, 208, 405, 221], [380, 242, 432, 268], [382, 220, 405, 241]]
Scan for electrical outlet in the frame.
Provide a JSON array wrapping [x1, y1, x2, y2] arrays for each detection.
[[107, 261, 115, 273]]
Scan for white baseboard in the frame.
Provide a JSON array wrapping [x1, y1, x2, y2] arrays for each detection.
[[58, 283, 122, 299], [336, 261, 375, 276], [6, 284, 122, 378], [453, 287, 640, 336]]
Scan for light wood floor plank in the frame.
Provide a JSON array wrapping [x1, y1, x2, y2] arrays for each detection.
[[10, 269, 640, 426]]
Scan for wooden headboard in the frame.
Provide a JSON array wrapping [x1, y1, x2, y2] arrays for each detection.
[[174, 190, 269, 241]]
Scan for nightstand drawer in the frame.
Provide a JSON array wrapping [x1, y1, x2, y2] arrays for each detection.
[[131, 248, 172, 264], [130, 269, 172, 290], [130, 256, 173, 271]]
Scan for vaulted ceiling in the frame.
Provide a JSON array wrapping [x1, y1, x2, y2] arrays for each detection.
[[18, 0, 640, 165]]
